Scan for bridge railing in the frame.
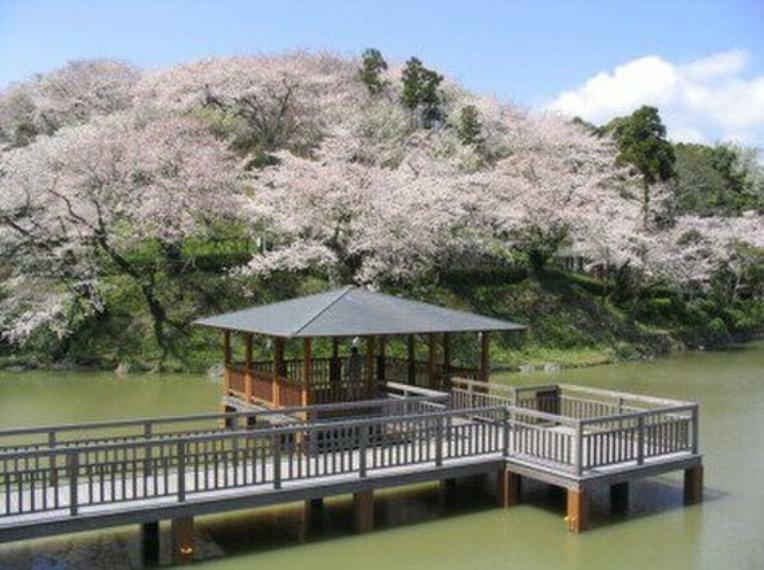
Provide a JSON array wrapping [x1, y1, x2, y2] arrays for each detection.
[[0, 394, 449, 456], [0, 406, 505, 520], [0, 396, 700, 521]]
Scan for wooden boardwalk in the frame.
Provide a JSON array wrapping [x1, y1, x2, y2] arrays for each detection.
[[0, 381, 703, 563]]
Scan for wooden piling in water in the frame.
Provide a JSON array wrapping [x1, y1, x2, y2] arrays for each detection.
[[683, 464, 704, 505], [497, 468, 521, 507], [353, 490, 374, 533], [171, 517, 194, 565], [141, 521, 160, 567], [566, 489, 587, 533], [610, 482, 629, 513]]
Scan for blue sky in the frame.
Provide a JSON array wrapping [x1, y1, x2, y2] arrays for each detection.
[[1, 0, 763, 146]]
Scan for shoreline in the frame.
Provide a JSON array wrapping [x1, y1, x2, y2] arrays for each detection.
[[2, 336, 761, 377]]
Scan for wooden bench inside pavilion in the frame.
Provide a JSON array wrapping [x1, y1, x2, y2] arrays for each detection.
[[194, 286, 525, 415]]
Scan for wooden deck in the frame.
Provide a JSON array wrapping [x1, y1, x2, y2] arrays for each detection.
[[0, 380, 703, 561]]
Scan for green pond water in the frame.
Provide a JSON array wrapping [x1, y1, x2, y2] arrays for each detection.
[[0, 341, 762, 569]]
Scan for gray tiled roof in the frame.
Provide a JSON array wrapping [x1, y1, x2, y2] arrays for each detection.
[[194, 286, 525, 338]]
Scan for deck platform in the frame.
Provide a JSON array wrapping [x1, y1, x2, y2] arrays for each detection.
[[0, 380, 702, 559]]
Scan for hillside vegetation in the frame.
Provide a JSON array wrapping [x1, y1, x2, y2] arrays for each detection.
[[0, 51, 762, 372]]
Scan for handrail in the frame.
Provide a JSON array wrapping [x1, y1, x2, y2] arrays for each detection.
[[0, 394, 447, 440], [579, 403, 697, 426], [558, 383, 696, 407], [0, 406, 507, 461], [0, 398, 699, 524]]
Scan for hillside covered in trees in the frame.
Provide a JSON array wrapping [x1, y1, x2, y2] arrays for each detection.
[[0, 51, 762, 372]]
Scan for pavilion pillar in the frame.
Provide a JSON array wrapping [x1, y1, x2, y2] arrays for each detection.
[[565, 488, 587, 533], [442, 333, 452, 391], [479, 331, 490, 383], [353, 490, 374, 533], [223, 330, 232, 364], [222, 330, 232, 395], [365, 336, 376, 399], [171, 516, 194, 565], [376, 337, 386, 393], [303, 338, 313, 407], [244, 333, 253, 403], [407, 335, 416, 385], [427, 333, 438, 390], [330, 337, 341, 390], [273, 337, 285, 407], [683, 464, 704, 505]]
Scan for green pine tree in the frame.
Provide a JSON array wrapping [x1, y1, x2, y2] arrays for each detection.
[[358, 48, 388, 95]]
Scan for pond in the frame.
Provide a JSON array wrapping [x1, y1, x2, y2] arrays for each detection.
[[0, 341, 762, 569]]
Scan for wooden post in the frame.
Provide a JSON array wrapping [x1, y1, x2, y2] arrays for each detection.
[[565, 488, 587, 533], [304, 497, 324, 530], [376, 337, 386, 393], [223, 330, 232, 364], [427, 333, 437, 390], [222, 330, 232, 396], [479, 331, 490, 383], [244, 333, 253, 403], [273, 337, 284, 407], [141, 521, 160, 567], [303, 338, 313, 406], [442, 332, 451, 390], [171, 516, 194, 565], [684, 464, 704, 505], [365, 336, 376, 399], [497, 468, 521, 507], [353, 490, 374, 533], [407, 334, 416, 385], [610, 481, 629, 513]]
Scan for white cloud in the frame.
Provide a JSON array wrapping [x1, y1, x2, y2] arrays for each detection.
[[545, 49, 764, 149]]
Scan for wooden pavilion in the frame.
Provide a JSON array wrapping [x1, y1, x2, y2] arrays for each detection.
[[194, 286, 525, 413]]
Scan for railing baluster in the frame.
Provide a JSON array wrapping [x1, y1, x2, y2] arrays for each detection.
[[68, 451, 79, 516], [272, 434, 282, 489], [637, 414, 645, 465], [435, 416, 444, 467], [359, 426, 368, 478], [177, 441, 186, 502]]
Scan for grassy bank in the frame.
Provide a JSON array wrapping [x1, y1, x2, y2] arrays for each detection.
[[2, 267, 760, 374]]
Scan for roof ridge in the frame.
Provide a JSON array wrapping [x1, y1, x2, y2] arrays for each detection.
[[289, 286, 355, 337]]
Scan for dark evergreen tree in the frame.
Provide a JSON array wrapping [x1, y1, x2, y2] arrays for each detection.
[[358, 48, 388, 95], [601, 106, 675, 222], [457, 105, 482, 145], [400, 57, 444, 128]]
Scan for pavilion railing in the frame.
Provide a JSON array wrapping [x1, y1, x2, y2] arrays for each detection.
[[228, 356, 480, 408]]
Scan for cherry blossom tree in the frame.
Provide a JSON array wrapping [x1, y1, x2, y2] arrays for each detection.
[[645, 212, 764, 288], [1, 52, 761, 361], [0, 111, 243, 355], [0, 60, 138, 148]]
